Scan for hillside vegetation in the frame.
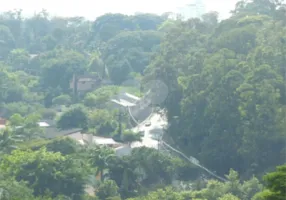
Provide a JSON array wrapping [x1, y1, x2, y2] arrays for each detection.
[[0, 0, 285, 199]]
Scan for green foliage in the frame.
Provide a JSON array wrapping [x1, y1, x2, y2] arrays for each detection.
[[52, 94, 72, 106], [1, 102, 43, 118], [0, 1, 285, 199], [130, 147, 181, 185], [0, 148, 88, 198], [88, 109, 117, 136], [129, 169, 264, 200], [18, 138, 52, 150], [83, 144, 115, 182], [121, 130, 142, 145], [0, 178, 36, 200], [103, 30, 162, 84], [7, 48, 30, 69], [0, 127, 22, 154], [40, 108, 57, 120], [9, 113, 24, 126], [253, 164, 286, 200], [41, 49, 88, 94], [127, 187, 184, 200], [46, 137, 80, 155], [84, 86, 119, 108], [96, 180, 120, 200], [0, 24, 15, 58], [145, 0, 286, 177], [19, 113, 43, 140], [57, 105, 88, 130], [218, 194, 241, 200]]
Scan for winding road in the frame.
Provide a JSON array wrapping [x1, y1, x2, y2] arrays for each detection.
[[112, 92, 227, 182], [131, 112, 167, 149]]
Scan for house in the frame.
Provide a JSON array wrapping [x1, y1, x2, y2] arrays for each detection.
[[67, 132, 122, 148], [34, 120, 83, 139], [44, 127, 83, 139], [36, 120, 131, 156], [67, 132, 134, 157], [70, 74, 100, 93], [38, 121, 50, 127]]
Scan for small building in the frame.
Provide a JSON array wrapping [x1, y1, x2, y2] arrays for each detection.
[[38, 121, 50, 127], [92, 136, 121, 148], [67, 132, 122, 148], [70, 74, 100, 93], [44, 128, 82, 139], [36, 120, 83, 139]]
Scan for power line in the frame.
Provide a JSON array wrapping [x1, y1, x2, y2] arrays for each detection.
[[161, 141, 227, 182], [113, 93, 228, 182]]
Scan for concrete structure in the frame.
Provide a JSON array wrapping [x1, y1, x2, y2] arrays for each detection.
[[70, 74, 100, 93], [38, 121, 50, 127], [131, 112, 167, 150], [111, 91, 168, 154], [67, 132, 122, 148], [111, 92, 152, 123]]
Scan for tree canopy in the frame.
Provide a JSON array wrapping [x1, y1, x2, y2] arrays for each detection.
[[0, 0, 285, 199]]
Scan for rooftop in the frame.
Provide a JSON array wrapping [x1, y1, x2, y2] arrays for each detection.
[[44, 128, 82, 139], [78, 78, 97, 82], [38, 122, 50, 127], [93, 136, 120, 145], [68, 132, 121, 146]]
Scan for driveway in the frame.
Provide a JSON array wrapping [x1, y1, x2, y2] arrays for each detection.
[[131, 112, 167, 149]]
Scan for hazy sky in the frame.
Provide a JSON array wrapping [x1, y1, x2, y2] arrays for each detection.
[[0, 0, 239, 20]]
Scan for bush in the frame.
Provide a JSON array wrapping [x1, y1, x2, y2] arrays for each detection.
[[46, 137, 79, 155], [52, 95, 72, 106], [57, 105, 88, 130], [40, 108, 57, 120]]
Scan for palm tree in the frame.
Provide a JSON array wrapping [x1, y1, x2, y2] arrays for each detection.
[[0, 127, 23, 155], [81, 139, 115, 181], [81, 143, 116, 196], [88, 145, 114, 182], [94, 146, 115, 181]]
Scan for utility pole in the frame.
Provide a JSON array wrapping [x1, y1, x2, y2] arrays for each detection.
[[281, 38, 286, 144], [73, 73, 78, 103], [157, 136, 160, 151], [118, 110, 122, 138]]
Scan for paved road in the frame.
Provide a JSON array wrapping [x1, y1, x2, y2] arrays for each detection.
[[131, 112, 167, 149], [111, 93, 168, 149]]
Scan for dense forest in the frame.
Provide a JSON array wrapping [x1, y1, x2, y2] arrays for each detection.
[[0, 0, 285, 199]]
